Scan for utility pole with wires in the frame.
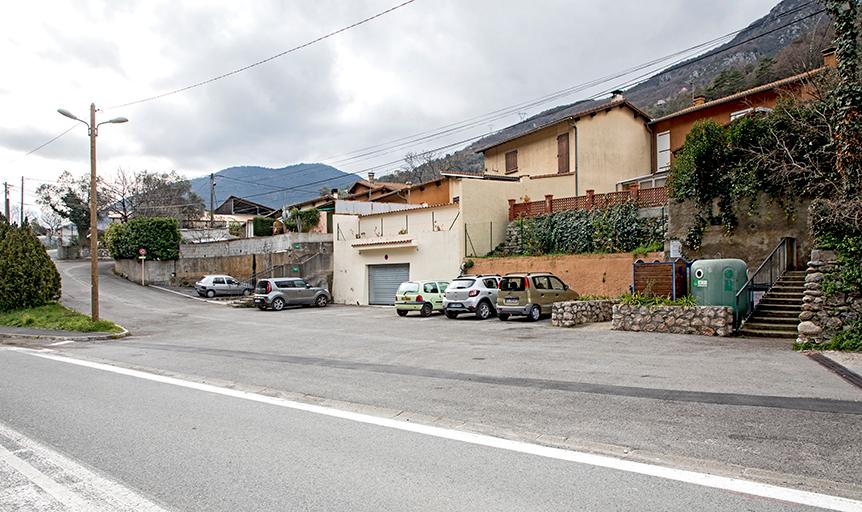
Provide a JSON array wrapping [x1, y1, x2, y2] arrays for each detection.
[[209, 173, 215, 228], [3, 182, 9, 222], [20, 176, 24, 225]]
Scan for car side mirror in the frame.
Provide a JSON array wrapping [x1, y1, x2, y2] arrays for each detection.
[[563, 284, 569, 290], [306, 284, 311, 288]]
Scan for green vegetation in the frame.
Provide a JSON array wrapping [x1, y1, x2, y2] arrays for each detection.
[[619, 293, 697, 307], [630, 241, 664, 255], [504, 203, 666, 256], [576, 295, 614, 301], [228, 221, 244, 237], [284, 208, 321, 233], [105, 217, 181, 260], [0, 303, 121, 333], [0, 219, 61, 312], [795, 322, 862, 352], [252, 216, 275, 237]]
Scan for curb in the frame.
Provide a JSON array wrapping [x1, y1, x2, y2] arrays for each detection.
[[149, 285, 234, 306], [0, 325, 130, 343]]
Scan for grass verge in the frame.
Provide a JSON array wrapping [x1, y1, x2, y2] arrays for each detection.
[[0, 303, 122, 333]]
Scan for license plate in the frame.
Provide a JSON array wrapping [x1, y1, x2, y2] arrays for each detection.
[[254, 298, 264, 304], [505, 297, 519, 305], [448, 303, 463, 309]]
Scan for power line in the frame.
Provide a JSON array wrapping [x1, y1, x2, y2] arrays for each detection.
[[106, 0, 418, 109]]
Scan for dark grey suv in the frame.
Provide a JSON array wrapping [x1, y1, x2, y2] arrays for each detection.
[[253, 278, 331, 311]]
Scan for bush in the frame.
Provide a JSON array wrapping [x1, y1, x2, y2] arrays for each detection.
[[619, 293, 696, 307], [0, 224, 61, 312], [105, 217, 180, 260], [285, 208, 321, 233], [794, 322, 862, 352], [253, 216, 275, 237]]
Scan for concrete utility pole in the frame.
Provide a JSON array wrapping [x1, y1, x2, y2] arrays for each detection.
[[3, 182, 9, 222], [20, 176, 24, 225], [209, 173, 215, 228], [57, 104, 128, 322]]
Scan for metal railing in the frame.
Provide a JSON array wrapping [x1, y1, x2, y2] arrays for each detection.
[[734, 237, 796, 330]]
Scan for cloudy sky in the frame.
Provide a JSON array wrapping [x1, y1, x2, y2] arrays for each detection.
[[1, 0, 779, 212]]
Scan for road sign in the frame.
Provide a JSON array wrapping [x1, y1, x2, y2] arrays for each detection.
[[138, 247, 147, 256]]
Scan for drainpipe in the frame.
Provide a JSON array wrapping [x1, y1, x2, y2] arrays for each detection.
[[573, 125, 579, 195]]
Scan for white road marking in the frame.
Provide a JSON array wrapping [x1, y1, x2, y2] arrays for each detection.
[[12, 347, 862, 512], [0, 419, 169, 512], [48, 341, 76, 346]]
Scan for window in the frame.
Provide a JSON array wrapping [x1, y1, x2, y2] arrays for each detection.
[[424, 282, 439, 293], [548, 277, 567, 290], [505, 150, 518, 174], [656, 131, 670, 171], [450, 279, 475, 289], [483, 278, 499, 289], [295, 280, 308, 288], [275, 280, 294, 288], [439, 282, 449, 292], [500, 277, 525, 291], [532, 276, 551, 289], [397, 282, 419, 293], [213, 277, 225, 285]]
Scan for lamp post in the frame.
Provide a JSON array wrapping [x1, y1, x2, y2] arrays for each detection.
[[58, 104, 128, 322]]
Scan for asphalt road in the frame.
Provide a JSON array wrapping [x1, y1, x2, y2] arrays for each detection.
[[0, 348, 845, 511], [1, 259, 860, 510]]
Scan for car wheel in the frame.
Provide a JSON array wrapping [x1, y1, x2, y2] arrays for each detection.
[[528, 304, 541, 322], [420, 303, 433, 317], [476, 301, 492, 320], [498, 313, 510, 321], [315, 295, 328, 308], [271, 298, 285, 311], [243, 289, 251, 296], [206, 289, 215, 298], [396, 309, 408, 317], [445, 310, 459, 319]]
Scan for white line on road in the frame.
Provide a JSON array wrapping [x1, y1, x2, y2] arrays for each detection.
[[0, 420, 170, 512], [48, 340, 76, 346], [13, 347, 862, 512]]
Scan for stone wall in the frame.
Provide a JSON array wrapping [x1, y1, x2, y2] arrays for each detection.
[[612, 304, 733, 337], [552, 301, 615, 327], [667, 195, 812, 270], [797, 249, 862, 344]]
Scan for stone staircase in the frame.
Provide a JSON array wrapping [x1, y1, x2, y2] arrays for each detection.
[[738, 271, 806, 339]]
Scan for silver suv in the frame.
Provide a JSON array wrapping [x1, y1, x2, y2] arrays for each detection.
[[253, 278, 331, 311], [443, 275, 500, 320]]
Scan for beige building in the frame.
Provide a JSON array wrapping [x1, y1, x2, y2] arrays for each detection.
[[332, 172, 575, 305], [476, 92, 652, 195]]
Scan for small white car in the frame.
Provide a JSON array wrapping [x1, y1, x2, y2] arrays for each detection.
[[194, 275, 253, 298]]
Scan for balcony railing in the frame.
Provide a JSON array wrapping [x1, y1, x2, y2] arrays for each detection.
[[508, 187, 668, 220]]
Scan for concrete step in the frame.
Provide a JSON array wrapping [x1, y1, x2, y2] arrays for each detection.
[[746, 317, 799, 327], [755, 303, 801, 310], [769, 285, 805, 292], [740, 321, 798, 332], [738, 327, 798, 339], [759, 297, 803, 306], [751, 309, 799, 319], [765, 291, 805, 298]]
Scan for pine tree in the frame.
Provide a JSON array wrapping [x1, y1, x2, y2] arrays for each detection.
[[0, 224, 61, 311]]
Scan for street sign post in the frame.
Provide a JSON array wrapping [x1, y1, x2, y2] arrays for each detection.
[[138, 248, 147, 286]]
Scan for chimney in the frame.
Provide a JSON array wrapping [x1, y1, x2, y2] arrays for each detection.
[[610, 89, 625, 102], [822, 47, 837, 69], [330, 188, 338, 200], [692, 95, 706, 106], [367, 171, 375, 182]]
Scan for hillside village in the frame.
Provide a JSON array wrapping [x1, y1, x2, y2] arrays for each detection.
[[2, 1, 862, 509]]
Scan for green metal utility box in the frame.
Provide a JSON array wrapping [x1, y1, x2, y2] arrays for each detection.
[[690, 259, 749, 312]]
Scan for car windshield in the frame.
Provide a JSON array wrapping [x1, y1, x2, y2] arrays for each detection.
[[397, 282, 419, 293], [500, 277, 525, 291], [449, 279, 475, 289]]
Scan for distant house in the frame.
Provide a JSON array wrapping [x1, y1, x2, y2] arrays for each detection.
[[474, 92, 652, 196], [642, 48, 837, 189], [214, 195, 276, 217]]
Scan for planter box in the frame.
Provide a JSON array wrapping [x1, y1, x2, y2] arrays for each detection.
[[612, 304, 733, 337]]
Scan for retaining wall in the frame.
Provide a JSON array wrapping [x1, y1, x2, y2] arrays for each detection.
[[552, 300, 615, 327], [797, 249, 862, 344], [469, 252, 663, 297], [612, 304, 733, 337]]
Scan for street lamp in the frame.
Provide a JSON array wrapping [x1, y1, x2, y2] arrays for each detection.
[[57, 104, 128, 322]]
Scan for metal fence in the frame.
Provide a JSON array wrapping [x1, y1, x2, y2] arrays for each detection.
[[510, 187, 668, 219]]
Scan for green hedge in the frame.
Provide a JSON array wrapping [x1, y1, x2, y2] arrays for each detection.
[[507, 203, 665, 256], [0, 223, 61, 312], [253, 216, 274, 237], [105, 217, 181, 260]]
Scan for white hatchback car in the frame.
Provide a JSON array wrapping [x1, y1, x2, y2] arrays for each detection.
[[194, 275, 253, 298]]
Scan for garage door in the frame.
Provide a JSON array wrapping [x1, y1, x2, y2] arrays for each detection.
[[368, 264, 409, 305]]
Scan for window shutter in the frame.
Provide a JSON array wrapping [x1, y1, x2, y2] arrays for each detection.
[[505, 150, 518, 174], [656, 131, 671, 171]]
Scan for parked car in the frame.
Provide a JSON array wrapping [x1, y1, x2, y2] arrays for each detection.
[[394, 280, 449, 317], [443, 275, 501, 320], [496, 272, 578, 321], [195, 275, 253, 298], [253, 278, 331, 311]]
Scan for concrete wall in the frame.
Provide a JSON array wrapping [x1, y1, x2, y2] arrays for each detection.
[[483, 107, 651, 195], [469, 252, 663, 297], [178, 232, 331, 259], [333, 206, 464, 305], [667, 195, 812, 270]]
